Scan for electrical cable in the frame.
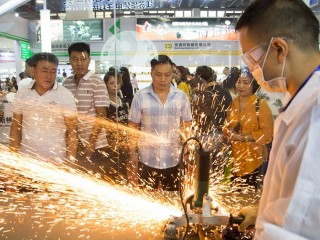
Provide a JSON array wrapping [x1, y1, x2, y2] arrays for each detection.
[[178, 137, 202, 240]]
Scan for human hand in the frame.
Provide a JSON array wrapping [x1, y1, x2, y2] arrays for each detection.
[[228, 132, 243, 142], [237, 206, 258, 231]]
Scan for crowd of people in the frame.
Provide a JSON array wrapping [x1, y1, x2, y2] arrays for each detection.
[[2, 0, 320, 238], [0, 76, 18, 103], [4, 42, 274, 190], [3, 39, 274, 187]]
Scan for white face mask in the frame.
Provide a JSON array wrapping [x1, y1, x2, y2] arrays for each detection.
[[252, 60, 287, 92], [251, 38, 287, 92]]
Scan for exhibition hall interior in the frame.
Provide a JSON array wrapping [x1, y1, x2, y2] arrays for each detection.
[[0, 0, 319, 239]]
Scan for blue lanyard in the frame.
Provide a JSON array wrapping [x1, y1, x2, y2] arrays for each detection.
[[283, 65, 320, 112]]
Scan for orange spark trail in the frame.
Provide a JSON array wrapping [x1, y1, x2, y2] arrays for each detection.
[[0, 145, 181, 239]]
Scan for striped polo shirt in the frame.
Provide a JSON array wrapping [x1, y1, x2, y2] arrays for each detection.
[[63, 70, 109, 149]]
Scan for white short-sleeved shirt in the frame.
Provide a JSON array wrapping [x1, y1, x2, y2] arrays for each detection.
[[129, 84, 192, 169], [63, 70, 109, 149], [18, 77, 35, 89], [131, 77, 138, 89], [11, 82, 77, 163], [255, 70, 320, 239]]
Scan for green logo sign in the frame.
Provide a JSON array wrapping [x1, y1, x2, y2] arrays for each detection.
[[20, 41, 32, 60]]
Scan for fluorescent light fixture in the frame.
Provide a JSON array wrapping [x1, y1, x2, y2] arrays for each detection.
[[96, 12, 104, 18], [217, 10, 225, 17], [184, 10, 192, 17], [200, 11, 208, 17], [175, 10, 183, 17], [209, 11, 217, 17]]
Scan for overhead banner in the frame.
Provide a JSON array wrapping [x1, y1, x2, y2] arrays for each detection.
[[28, 0, 156, 11], [136, 18, 238, 41], [17, 0, 251, 13]]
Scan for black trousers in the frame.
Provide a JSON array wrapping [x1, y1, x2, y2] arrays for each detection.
[[76, 142, 128, 183], [231, 163, 267, 190], [138, 162, 180, 191]]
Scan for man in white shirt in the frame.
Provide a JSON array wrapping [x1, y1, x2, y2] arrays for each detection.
[[10, 52, 77, 164], [131, 73, 139, 93], [235, 0, 320, 239], [219, 66, 229, 83], [18, 57, 35, 90]]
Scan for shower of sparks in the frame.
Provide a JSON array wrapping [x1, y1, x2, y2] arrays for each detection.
[[1, 102, 261, 239], [189, 90, 262, 215], [0, 145, 182, 239]]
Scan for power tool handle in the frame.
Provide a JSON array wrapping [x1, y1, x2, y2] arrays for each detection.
[[229, 214, 245, 225]]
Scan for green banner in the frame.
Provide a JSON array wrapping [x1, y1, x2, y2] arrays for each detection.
[[20, 41, 32, 60]]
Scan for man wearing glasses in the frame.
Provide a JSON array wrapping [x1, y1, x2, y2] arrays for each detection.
[[236, 0, 320, 239]]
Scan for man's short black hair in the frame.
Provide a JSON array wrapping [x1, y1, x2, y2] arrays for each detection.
[[68, 42, 91, 56], [25, 56, 35, 67], [19, 72, 28, 79], [32, 52, 59, 67], [236, 0, 319, 50], [150, 55, 173, 69]]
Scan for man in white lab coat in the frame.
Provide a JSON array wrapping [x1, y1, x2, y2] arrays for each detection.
[[235, 0, 320, 239]]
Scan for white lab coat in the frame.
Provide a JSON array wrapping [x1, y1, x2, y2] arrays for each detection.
[[255, 70, 320, 240]]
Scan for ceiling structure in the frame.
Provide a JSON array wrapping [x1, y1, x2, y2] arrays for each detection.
[[0, 0, 30, 16], [1, 0, 253, 20]]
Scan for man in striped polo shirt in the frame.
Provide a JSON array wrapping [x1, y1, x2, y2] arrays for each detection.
[[63, 42, 109, 172]]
